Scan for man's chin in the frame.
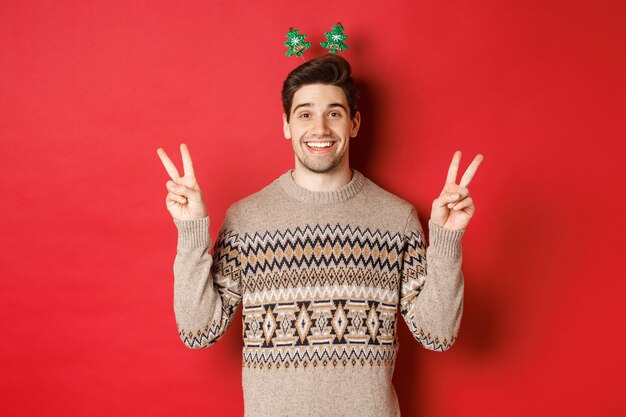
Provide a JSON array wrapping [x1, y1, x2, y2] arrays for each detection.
[[297, 159, 341, 175]]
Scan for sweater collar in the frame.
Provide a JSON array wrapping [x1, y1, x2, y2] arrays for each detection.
[[278, 169, 366, 204]]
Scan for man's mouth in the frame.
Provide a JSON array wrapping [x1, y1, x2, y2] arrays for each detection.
[[306, 141, 334, 149], [304, 140, 337, 154]]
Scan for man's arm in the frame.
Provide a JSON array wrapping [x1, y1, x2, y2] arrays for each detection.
[[157, 144, 242, 348], [399, 151, 482, 351], [399, 211, 464, 351], [173, 215, 242, 349]]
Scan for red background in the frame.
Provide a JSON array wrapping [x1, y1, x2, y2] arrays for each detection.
[[1, 1, 624, 416]]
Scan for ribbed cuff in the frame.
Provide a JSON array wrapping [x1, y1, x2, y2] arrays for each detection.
[[428, 220, 464, 258], [173, 217, 210, 248]]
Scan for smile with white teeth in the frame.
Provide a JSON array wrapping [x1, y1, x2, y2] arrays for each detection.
[[307, 142, 333, 148]]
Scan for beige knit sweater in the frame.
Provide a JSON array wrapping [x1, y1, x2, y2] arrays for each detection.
[[172, 170, 464, 417]]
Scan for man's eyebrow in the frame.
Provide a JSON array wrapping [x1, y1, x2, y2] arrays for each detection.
[[292, 102, 348, 114], [327, 103, 348, 111], [292, 103, 312, 113]]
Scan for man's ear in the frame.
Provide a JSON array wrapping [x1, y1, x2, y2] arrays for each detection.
[[283, 113, 291, 139], [350, 111, 361, 138]]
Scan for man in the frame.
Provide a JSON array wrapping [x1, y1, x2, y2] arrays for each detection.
[[157, 54, 483, 417]]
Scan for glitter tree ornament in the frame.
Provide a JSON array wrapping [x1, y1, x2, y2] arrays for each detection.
[[320, 22, 349, 54], [284, 27, 311, 57]]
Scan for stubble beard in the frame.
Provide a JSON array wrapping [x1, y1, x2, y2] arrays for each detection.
[[296, 154, 342, 174]]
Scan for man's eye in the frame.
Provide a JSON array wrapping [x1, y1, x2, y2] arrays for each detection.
[[329, 111, 342, 118], [299, 113, 310, 118]]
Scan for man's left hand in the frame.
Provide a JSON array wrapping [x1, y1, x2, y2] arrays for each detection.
[[430, 151, 483, 231]]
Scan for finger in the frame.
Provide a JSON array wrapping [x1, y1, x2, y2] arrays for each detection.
[[167, 182, 200, 199], [166, 192, 188, 205], [452, 197, 474, 211], [445, 151, 462, 184], [441, 183, 470, 198], [180, 143, 195, 177], [444, 186, 469, 207], [166, 180, 183, 192], [433, 192, 460, 209], [157, 148, 181, 181], [459, 154, 484, 188], [441, 193, 461, 203]]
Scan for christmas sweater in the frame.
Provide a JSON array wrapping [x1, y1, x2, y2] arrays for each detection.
[[172, 170, 464, 417]]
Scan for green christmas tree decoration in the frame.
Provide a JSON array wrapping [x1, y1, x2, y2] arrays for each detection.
[[284, 27, 311, 57], [320, 22, 349, 54]]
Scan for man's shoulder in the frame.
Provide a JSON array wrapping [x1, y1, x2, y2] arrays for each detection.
[[225, 173, 286, 219], [362, 175, 415, 214]]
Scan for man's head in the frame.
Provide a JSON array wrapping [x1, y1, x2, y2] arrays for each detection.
[[281, 55, 361, 177], [282, 54, 358, 123]]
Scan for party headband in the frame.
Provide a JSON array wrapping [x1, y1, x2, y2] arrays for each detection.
[[284, 22, 349, 59]]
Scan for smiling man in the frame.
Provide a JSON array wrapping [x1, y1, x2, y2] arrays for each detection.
[[158, 54, 483, 417]]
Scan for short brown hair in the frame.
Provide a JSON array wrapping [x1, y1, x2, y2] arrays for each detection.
[[282, 54, 358, 122]]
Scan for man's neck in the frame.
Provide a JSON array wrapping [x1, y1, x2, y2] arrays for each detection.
[[291, 166, 353, 192]]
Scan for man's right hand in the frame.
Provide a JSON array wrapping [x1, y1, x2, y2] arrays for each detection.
[[157, 144, 208, 221]]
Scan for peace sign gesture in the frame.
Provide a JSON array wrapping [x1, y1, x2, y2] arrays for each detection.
[[157, 144, 208, 221], [430, 151, 484, 231]]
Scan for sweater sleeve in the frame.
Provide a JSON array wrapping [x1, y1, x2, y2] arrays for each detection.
[[172, 212, 243, 349], [399, 208, 464, 351]]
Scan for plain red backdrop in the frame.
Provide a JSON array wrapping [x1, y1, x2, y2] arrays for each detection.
[[1, 0, 624, 416]]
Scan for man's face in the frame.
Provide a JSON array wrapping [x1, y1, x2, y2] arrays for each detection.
[[283, 84, 360, 175]]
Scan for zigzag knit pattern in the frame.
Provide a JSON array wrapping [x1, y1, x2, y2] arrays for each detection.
[[239, 224, 406, 276], [243, 344, 397, 370]]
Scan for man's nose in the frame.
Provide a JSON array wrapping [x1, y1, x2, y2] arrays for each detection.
[[311, 117, 331, 136]]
